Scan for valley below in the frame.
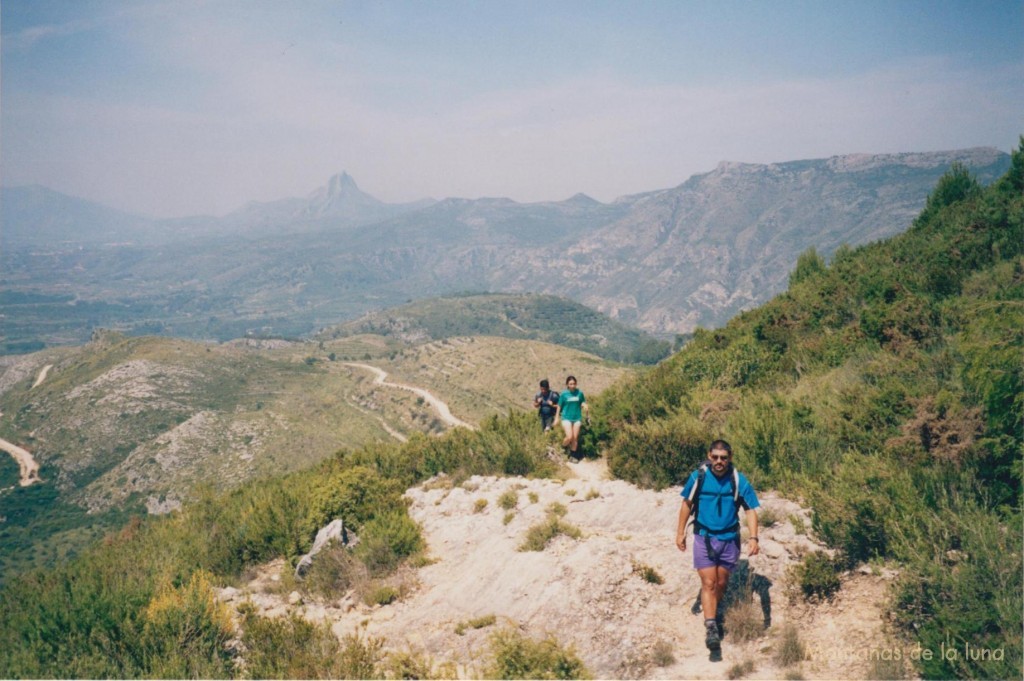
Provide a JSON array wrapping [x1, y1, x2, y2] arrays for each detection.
[[1, 148, 1010, 354], [0, 330, 630, 580]]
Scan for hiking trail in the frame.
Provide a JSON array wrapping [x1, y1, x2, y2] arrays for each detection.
[[218, 463, 902, 679], [342, 362, 475, 431], [0, 411, 41, 487], [31, 364, 53, 389]]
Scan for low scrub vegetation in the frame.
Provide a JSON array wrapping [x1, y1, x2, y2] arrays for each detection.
[[486, 627, 591, 679], [455, 613, 497, 635], [0, 145, 1019, 679], [0, 395, 563, 677], [592, 147, 1024, 679], [775, 623, 808, 668], [519, 516, 583, 552], [631, 561, 664, 585], [790, 551, 842, 602]]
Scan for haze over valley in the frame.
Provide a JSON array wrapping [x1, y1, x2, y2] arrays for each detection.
[[1, 147, 1010, 354]]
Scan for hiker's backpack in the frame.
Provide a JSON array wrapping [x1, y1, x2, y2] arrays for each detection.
[[686, 462, 746, 536], [537, 390, 559, 414]]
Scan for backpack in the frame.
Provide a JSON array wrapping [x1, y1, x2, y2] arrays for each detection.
[[537, 390, 559, 414], [686, 462, 746, 536]]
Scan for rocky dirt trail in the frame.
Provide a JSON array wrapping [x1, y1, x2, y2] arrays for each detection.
[[219, 458, 903, 679], [0, 435, 41, 487], [0, 410, 41, 487], [31, 364, 53, 389], [342, 362, 476, 430], [0, 360, 49, 487]]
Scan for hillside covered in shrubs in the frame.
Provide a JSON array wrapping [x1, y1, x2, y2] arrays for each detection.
[[593, 141, 1023, 679], [0, 142, 1020, 679]]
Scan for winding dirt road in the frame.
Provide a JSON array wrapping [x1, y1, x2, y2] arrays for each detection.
[[343, 362, 475, 431], [32, 364, 53, 389], [0, 436, 41, 486], [0, 366, 49, 486]]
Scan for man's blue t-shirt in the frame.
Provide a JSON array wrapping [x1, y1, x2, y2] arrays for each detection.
[[680, 465, 760, 541]]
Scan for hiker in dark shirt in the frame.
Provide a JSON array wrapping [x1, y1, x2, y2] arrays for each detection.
[[533, 379, 559, 432], [676, 440, 760, 655]]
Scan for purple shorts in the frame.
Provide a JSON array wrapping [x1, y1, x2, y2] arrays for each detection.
[[693, 535, 740, 571]]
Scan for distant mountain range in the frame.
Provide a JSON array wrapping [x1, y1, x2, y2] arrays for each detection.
[[0, 147, 1011, 351]]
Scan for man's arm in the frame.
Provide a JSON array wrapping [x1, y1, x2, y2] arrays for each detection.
[[676, 499, 692, 552], [745, 508, 760, 556]]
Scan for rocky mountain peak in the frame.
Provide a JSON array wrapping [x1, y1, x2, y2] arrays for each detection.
[[302, 171, 383, 218], [326, 171, 359, 194], [564, 192, 601, 206]]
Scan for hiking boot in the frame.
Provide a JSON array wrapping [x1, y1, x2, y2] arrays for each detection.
[[705, 621, 721, 651]]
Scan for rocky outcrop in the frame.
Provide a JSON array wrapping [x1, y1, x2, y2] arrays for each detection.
[[295, 519, 359, 578]]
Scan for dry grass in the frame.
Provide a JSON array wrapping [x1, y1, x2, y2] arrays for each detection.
[[380, 336, 633, 423], [641, 640, 670, 669], [727, 658, 756, 679], [774, 623, 807, 667], [726, 597, 768, 643]]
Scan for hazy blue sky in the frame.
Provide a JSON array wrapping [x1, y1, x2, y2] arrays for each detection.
[[3, 0, 1022, 218]]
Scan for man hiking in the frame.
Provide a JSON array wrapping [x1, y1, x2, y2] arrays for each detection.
[[676, 440, 760, 654], [533, 379, 559, 432]]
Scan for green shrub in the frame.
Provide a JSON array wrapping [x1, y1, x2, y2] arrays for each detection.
[[487, 628, 590, 679], [475, 498, 489, 513], [631, 561, 664, 585], [498, 490, 519, 510], [456, 613, 497, 635], [791, 551, 841, 601], [546, 502, 568, 518], [605, 412, 710, 489], [384, 649, 455, 680], [368, 584, 400, 605], [304, 466, 405, 539], [890, 497, 1023, 680], [354, 510, 424, 577], [519, 517, 582, 552], [241, 612, 385, 679], [139, 570, 234, 679]]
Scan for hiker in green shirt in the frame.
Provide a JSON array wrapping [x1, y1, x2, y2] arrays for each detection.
[[554, 375, 589, 462]]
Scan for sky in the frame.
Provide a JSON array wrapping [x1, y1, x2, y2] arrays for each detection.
[[2, 0, 1022, 219]]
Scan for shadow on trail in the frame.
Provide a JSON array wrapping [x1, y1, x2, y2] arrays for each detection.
[[690, 559, 773, 631]]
